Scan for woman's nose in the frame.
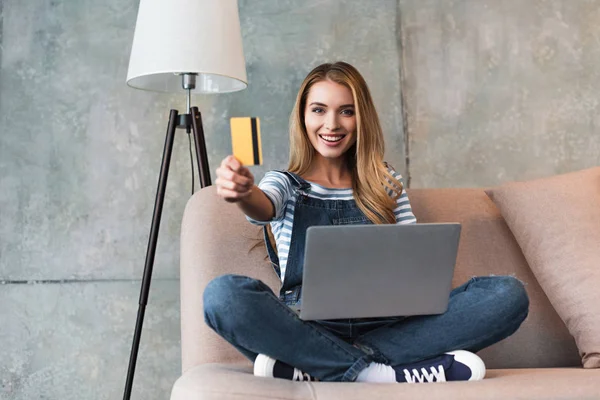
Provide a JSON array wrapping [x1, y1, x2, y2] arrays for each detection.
[[324, 112, 340, 131]]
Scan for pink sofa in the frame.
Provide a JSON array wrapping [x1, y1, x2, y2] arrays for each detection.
[[170, 186, 600, 399]]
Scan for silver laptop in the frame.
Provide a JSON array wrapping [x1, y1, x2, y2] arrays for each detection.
[[298, 223, 461, 320]]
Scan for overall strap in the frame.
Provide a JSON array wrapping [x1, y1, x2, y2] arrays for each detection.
[[261, 170, 310, 280], [277, 170, 311, 192], [263, 226, 281, 278]]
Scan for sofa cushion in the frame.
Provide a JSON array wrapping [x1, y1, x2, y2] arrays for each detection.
[[170, 364, 600, 400], [486, 167, 600, 368]]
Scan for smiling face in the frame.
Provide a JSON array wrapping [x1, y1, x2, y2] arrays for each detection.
[[303, 79, 357, 162]]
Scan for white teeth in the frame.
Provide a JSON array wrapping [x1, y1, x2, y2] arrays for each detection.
[[320, 135, 343, 142]]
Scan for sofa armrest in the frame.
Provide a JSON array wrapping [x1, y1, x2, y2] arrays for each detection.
[[179, 186, 281, 373]]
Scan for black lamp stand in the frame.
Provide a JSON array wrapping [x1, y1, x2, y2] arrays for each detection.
[[123, 74, 211, 400]]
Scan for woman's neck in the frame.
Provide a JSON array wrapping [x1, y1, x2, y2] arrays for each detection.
[[302, 157, 353, 188]]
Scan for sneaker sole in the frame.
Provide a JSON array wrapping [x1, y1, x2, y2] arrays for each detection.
[[447, 350, 486, 381], [254, 354, 276, 378]]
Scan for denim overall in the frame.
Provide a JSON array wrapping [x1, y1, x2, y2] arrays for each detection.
[[263, 171, 372, 307], [203, 171, 530, 382]]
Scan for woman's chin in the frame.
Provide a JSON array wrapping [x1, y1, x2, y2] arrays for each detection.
[[315, 147, 348, 160]]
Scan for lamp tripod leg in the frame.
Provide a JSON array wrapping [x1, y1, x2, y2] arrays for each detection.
[[123, 109, 179, 400], [190, 107, 212, 188]]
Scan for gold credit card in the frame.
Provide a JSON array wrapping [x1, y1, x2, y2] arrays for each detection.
[[230, 117, 262, 166]]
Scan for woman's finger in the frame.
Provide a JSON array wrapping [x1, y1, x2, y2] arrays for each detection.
[[215, 177, 251, 192], [216, 167, 252, 187], [237, 166, 255, 186], [225, 155, 243, 172], [217, 186, 252, 202]]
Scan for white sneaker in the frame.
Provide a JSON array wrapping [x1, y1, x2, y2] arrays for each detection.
[[254, 354, 317, 381], [396, 350, 486, 383]]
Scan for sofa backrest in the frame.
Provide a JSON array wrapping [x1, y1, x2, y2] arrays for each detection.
[[179, 186, 581, 373], [406, 188, 580, 369]]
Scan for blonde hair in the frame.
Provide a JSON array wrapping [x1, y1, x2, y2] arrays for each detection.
[[288, 61, 403, 224]]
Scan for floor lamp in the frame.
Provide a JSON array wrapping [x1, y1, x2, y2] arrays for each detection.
[[123, 1, 247, 399]]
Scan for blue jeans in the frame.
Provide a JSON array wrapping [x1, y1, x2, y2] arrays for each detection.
[[204, 274, 529, 382]]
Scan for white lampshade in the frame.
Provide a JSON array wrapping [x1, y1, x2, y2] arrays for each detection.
[[126, 0, 247, 94]]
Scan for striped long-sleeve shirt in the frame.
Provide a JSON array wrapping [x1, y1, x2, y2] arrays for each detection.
[[247, 167, 417, 282]]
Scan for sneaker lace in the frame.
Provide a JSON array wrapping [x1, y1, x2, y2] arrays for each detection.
[[403, 365, 446, 383], [292, 369, 312, 381]]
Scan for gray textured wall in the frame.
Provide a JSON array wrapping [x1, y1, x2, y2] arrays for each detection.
[[0, 0, 403, 399], [399, 0, 600, 187], [1, 0, 599, 399]]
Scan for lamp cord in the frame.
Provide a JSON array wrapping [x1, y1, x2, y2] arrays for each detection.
[[187, 131, 194, 196]]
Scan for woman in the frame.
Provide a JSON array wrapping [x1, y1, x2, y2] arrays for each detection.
[[204, 61, 529, 383]]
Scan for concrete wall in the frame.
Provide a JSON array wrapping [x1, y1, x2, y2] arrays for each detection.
[[399, 0, 600, 187], [0, 0, 403, 399], [1, 0, 599, 399]]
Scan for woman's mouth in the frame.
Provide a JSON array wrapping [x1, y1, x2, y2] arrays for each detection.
[[319, 134, 346, 144]]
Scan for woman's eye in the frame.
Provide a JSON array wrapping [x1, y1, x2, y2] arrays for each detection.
[[312, 107, 324, 113], [341, 109, 354, 116]]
